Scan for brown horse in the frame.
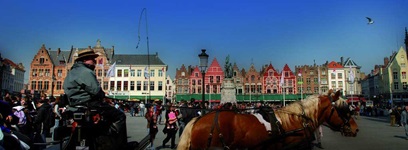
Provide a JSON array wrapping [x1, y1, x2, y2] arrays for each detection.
[[178, 90, 358, 150]]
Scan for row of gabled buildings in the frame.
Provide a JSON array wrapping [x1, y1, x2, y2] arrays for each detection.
[[173, 56, 363, 102]]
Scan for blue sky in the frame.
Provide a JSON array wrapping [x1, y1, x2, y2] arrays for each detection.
[[1, 0, 408, 84]]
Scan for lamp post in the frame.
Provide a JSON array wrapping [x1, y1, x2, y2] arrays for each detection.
[[51, 76, 56, 98], [198, 49, 209, 107]]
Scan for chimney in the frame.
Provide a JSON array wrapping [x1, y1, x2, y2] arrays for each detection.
[[57, 48, 61, 55], [340, 57, 344, 65]]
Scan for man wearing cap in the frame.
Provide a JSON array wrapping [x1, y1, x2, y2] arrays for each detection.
[[63, 49, 127, 148]]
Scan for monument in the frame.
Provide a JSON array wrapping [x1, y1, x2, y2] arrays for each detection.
[[221, 55, 237, 104]]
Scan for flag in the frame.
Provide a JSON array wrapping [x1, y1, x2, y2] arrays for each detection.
[[98, 58, 103, 66], [349, 66, 354, 83], [144, 66, 150, 79], [280, 71, 284, 87], [107, 62, 116, 77]]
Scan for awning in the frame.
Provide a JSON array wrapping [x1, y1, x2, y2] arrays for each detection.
[[346, 97, 367, 103], [193, 100, 221, 103]]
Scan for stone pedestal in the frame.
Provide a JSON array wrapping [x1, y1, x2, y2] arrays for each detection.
[[221, 78, 237, 104]]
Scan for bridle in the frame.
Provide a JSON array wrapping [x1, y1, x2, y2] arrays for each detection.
[[325, 94, 353, 136]]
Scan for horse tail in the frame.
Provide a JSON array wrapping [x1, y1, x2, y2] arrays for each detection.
[[177, 117, 198, 150]]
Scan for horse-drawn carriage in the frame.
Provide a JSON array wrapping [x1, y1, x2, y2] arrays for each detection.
[[178, 90, 359, 150]]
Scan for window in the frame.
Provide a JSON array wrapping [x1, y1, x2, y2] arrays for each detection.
[[130, 81, 135, 90], [338, 81, 343, 88], [394, 82, 399, 90], [103, 82, 108, 90], [104, 69, 107, 77], [150, 70, 155, 77], [40, 58, 45, 64], [331, 81, 336, 89], [32, 69, 37, 76], [117, 81, 122, 91], [137, 81, 141, 91], [195, 73, 199, 77], [198, 79, 202, 85], [38, 81, 43, 90], [31, 81, 36, 89], [45, 69, 50, 77], [124, 81, 128, 91], [117, 69, 122, 77], [158, 70, 163, 77], [110, 81, 115, 91], [393, 72, 398, 80], [58, 69, 62, 77], [130, 69, 135, 77], [251, 75, 255, 82], [331, 73, 336, 79], [337, 73, 342, 79], [192, 79, 196, 85], [44, 81, 49, 90], [210, 76, 214, 83], [56, 81, 62, 90], [137, 70, 142, 77], [124, 69, 129, 77], [39, 69, 44, 77], [98, 69, 102, 77], [314, 78, 318, 83], [402, 72, 406, 79], [158, 81, 163, 91], [150, 81, 155, 90], [216, 76, 220, 83], [306, 78, 311, 85]]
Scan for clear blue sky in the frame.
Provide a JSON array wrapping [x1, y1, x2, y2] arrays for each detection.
[[1, 0, 407, 84]]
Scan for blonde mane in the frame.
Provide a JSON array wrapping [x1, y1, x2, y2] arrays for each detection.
[[276, 91, 347, 129]]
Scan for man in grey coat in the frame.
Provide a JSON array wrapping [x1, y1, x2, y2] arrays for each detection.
[[63, 49, 127, 149]]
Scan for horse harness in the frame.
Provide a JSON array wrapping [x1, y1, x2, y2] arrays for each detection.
[[207, 110, 229, 150], [253, 103, 318, 150]]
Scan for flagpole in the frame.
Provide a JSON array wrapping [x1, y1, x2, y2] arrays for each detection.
[[137, 8, 151, 103]]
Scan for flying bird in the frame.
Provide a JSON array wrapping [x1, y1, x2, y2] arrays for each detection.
[[366, 17, 374, 25]]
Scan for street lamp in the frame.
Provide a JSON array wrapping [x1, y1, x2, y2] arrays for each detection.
[[198, 49, 209, 107], [51, 76, 56, 98]]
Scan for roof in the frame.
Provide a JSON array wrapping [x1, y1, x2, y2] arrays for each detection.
[[112, 54, 166, 66], [2, 58, 24, 71]]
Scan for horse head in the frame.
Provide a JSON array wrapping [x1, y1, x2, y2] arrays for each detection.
[[320, 90, 358, 137]]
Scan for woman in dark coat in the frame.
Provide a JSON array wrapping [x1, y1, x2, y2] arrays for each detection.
[[162, 104, 178, 149]]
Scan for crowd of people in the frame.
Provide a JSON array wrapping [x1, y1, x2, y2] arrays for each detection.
[[0, 90, 63, 150]]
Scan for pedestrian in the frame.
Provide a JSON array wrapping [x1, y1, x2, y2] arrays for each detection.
[[162, 104, 178, 149], [390, 107, 396, 126], [401, 105, 408, 140], [32, 93, 52, 150], [140, 102, 145, 117], [145, 105, 158, 149], [313, 125, 323, 149]]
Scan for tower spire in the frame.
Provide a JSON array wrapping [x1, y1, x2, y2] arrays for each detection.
[[405, 27, 408, 50]]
